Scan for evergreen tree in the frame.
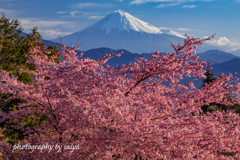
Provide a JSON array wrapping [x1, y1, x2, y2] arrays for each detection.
[[201, 70, 227, 113], [225, 94, 240, 116], [0, 15, 39, 74], [0, 15, 59, 144], [201, 70, 240, 115], [0, 14, 59, 81], [202, 69, 215, 86]]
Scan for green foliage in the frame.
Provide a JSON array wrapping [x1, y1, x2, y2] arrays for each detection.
[[46, 44, 60, 62], [201, 70, 240, 115], [0, 14, 60, 78], [202, 69, 216, 85], [17, 72, 34, 84], [0, 14, 59, 145], [225, 95, 240, 116], [201, 70, 227, 113], [0, 15, 41, 74], [1, 110, 49, 144]]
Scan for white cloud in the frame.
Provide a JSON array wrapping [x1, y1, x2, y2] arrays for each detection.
[[70, 11, 79, 17], [156, 2, 180, 7], [56, 11, 67, 14], [158, 27, 194, 31], [176, 28, 195, 31], [69, 11, 95, 18], [207, 36, 229, 46], [38, 29, 72, 39], [130, 0, 212, 5], [158, 27, 172, 30], [9, 17, 89, 40], [88, 16, 104, 19], [158, 27, 194, 35], [74, 3, 113, 8], [19, 19, 71, 28], [229, 42, 240, 51], [0, 8, 16, 17], [207, 37, 240, 52], [236, 0, 240, 3], [182, 5, 196, 8], [58, 11, 98, 18], [76, 3, 97, 8], [17, 19, 79, 39]]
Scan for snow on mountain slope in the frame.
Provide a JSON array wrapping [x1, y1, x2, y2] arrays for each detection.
[[51, 10, 184, 53], [160, 29, 185, 38], [86, 10, 162, 34]]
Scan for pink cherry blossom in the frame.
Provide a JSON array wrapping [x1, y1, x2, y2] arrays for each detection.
[[0, 35, 240, 159]]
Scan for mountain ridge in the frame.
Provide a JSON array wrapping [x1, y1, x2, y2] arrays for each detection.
[[19, 30, 240, 88], [197, 49, 239, 64]]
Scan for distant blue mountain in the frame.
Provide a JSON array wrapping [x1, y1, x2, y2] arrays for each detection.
[[77, 47, 240, 89], [211, 58, 240, 77], [19, 31, 240, 89], [197, 50, 239, 64], [77, 47, 161, 67], [78, 48, 239, 67], [180, 58, 240, 89], [19, 30, 239, 65]]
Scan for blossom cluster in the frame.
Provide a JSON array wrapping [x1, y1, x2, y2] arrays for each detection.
[[0, 35, 240, 159]]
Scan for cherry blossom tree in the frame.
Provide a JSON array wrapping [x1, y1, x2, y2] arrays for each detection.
[[1, 35, 240, 159]]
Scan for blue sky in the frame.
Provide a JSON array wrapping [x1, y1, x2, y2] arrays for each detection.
[[1, 0, 240, 53]]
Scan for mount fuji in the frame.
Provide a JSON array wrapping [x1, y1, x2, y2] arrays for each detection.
[[51, 10, 185, 53]]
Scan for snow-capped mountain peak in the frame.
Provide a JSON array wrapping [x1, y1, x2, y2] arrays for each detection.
[[86, 10, 162, 34], [51, 10, 185, 53]]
